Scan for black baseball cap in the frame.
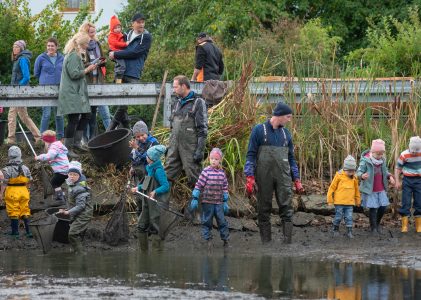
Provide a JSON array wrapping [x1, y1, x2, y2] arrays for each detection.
[[132, 13, 145, 22]]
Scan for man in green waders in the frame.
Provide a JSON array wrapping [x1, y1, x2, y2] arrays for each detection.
[[244, 102, 304, 244], [165, 75, 208, 187]]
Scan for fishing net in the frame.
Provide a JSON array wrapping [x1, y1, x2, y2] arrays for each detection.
[[103, 193, 129, 246]]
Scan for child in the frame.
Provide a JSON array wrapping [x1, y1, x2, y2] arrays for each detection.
[[35, 130, 69, 206], [0, 146, 33, 238], [58, 161, 93, 253], [394, 136, 421, 233], [356, 139, 395, 234], [131, 145, 169, 251], [108, 15, 128, 83], [128, 120, 159, 215], [190, 148, 230, 248], [327, 155, 361, 238]]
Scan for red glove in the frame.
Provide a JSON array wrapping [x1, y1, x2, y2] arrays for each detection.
[[294, 179, 305, 194], [246, 176, 256, 197]]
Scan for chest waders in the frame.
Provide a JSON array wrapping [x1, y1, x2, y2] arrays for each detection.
[[137, 174, 171, 251], [255, 125, 293, 244], [165, 99, 201, 186]]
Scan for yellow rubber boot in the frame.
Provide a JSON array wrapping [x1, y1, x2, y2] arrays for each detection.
[[415, 217, 421, 233], [401, 216, 409, 233]]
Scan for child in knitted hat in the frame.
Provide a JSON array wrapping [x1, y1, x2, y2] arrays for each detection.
[[58, 161, 93, 253], [357, 139, 395, 234], [129, 120, 159, 216], [131, 145, 170, 251], [35, 130, 69, 206], [395, 136, 421, 233], [0, 146, 33, 238], [327, 155, 361, 238], [190, 148, 230, 248]]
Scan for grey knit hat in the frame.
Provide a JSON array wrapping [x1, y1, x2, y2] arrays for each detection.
[[8, 146, 22, 162], [132, 121, 149, 135], [343, 155, 357, 171], [68, 160, 82, 176], [409, 136, 421, 153]]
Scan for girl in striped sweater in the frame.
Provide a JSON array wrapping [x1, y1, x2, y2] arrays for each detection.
[[35, 130, 69, 206], [190, 148, 230, 248]]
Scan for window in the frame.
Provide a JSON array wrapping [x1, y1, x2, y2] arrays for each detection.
[[63, 0, 95, 12]]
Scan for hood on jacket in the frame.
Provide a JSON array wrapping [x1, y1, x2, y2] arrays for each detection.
[[16, 49, 32, 61], [110, 15, 121, 33]]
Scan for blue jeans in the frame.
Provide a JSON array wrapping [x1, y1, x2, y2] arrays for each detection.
[[84, 105, 111, 141], [40, 106, 64, 139], [333, 205, 354, 227], [399, 176, 421, 217], [201, 203, 229, 241]]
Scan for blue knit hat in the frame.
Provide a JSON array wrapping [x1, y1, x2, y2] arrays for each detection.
[[147, 145, 167, 162], [273, 102, 293, 116]]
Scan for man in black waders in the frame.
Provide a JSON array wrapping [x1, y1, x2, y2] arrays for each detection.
[[165, 75, 208, 188], [244, 102, 304, 244]]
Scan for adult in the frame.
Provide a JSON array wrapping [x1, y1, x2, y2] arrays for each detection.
[[57, 32, 97, 159], [7, 40, 41, 144], [108, 12, 152, 131], [244, 102, 304, 244], [191, 32, 224, 82], [165, 75, 208, 187], [79, 22, 111, 142], [34, 37, 65, 140]]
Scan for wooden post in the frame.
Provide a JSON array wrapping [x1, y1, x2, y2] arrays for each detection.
[[151, 70, 168, 132]]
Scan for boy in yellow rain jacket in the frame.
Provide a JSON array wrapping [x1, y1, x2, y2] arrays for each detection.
[[327, 155, 361, 238], [0, 146, 32, 238]]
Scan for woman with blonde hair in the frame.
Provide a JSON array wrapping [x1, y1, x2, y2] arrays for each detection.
[[57, 32, 97, 159], [78, 22, 111, 142]]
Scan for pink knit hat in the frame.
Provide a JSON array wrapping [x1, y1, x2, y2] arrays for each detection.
[[209, 148, 223, 159], [371, 139, 386, 153]]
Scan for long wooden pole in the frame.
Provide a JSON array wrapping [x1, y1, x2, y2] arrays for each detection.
[[151, 70, 168, 132]]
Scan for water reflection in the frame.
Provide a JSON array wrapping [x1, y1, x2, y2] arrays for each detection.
[[0, 251, 419, 299]]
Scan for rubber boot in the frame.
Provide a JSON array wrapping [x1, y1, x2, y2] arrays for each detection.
[[415, 217, 421, 233], [283, 221, 293, 244], [64, 137, 79, 159], [138, 232, 149, 252], [376, 206, 386, 234], [73, 131, 88, 152], [106, 118, 119, 132], [151, 235, 163, 252], [332, 224, 340, 237], [8, 218, 19, 238], [369, 208, 378, 234], [69, 235, 85, 254], [23, 217, 33, 238], [346, 227, 354, 238], [259, 224, 272, 244], [401, 216, 409, 233]]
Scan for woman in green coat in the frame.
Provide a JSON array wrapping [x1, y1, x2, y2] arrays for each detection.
[[58, 32, 97, 158]]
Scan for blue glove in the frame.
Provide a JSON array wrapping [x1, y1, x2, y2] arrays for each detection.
[[223, 202, 229, 215], [192, 188, 200, 199], [190, 199, 198, 211], [223, 192, 229, 202]]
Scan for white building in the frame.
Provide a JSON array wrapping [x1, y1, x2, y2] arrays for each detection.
[[27, 0, 127, 28]]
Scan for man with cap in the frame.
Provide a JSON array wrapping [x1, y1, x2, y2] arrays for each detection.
[[191, 32, 224, 82], [244, 102, 304, 244], [108, 12, 152, 130]]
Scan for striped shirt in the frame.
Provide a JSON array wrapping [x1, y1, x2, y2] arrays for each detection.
[[37, 141, 69, 175], [396, 150, 421, 177], [195, 166, 228, 204]]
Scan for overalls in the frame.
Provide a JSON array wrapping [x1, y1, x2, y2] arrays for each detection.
[[255, 124, 292, 241], [5, 164, 30, 218], [165, 98, 201, 186]]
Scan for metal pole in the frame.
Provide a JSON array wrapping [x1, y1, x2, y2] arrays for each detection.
[[135, 190, 184, 217], [18, 121, 37, 157]]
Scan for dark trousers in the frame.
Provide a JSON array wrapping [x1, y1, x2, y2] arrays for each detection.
[[201, 203, 229, 241], [400, 176, 421, 216], [65, 113, 90, 138], [51, 173, 68, 189]]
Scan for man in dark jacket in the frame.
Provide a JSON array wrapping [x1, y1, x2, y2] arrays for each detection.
[[165, 75, 208, 187], [108, 12, 152, 130], [191, 33, 224, 82]]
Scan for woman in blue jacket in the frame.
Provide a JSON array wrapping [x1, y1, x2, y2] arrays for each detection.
[[34, 37, 65, 140]]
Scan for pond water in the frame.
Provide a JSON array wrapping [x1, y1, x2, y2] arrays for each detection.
[[0, 251, 419, 299]]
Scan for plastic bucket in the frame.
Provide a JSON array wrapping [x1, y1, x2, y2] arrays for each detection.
[[0, 120, 6, 146], [46, 207, 70, 244], [29, 211, 58, 254], [87, 128, 131, 167]]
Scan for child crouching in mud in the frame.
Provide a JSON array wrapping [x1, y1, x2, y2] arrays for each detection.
[[59, 161, 92, 253], [327, 155, 361, 238]]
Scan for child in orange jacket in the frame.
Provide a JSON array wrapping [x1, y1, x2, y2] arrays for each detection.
[[327, 155, 361, 238], [108, 15, 128, 82]]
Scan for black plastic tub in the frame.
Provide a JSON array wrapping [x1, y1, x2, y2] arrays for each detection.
[[46, 207, 70, 244], [87, 128, 131, 167]]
